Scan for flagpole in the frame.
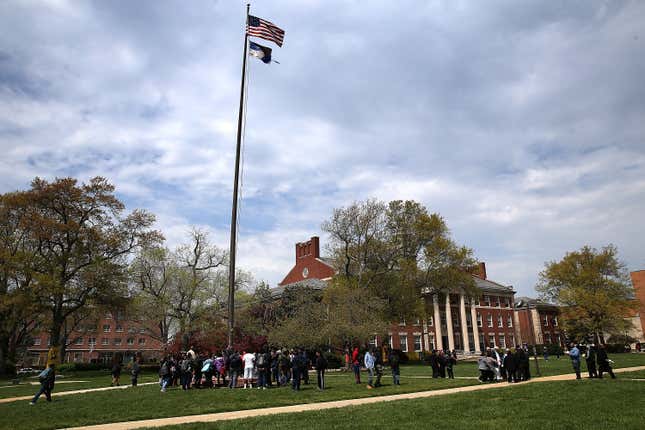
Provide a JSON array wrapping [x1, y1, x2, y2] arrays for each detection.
[[228, 3, 250, 349]]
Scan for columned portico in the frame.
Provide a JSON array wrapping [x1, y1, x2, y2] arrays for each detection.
[[433, 294, 443, 351], [445, 294, 455, 351], [471, 303, 481, 353], [459, 293, 470, 353]]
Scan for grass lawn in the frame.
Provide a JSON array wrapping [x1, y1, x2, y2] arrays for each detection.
[[148, 378, 645, 430], [0, 353, 643, 430]]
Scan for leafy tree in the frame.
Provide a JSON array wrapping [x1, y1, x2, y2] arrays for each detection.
[[536, 245, 636, 343], [2, 177, 161, 360], [322, 199, 478, 322]]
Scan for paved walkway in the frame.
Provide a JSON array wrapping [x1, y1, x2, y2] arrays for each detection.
[[61, 365, 645, 430], [0, 382, 159, 404]]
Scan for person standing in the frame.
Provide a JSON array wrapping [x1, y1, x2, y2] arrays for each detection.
[[585, 344, 598, 378], [228, 351, 242, 389], [315, 351, 327, 390], [30, 364, 55, 404], [597, 344, 616, 379], [351, 346, 361, 384], [159, 357, 171, 392], [180, 353, 193, 390], [111, 358, 122, 386], [256, 349, 270, 389], [502, 349, 516, 383], [291, 348, 302, 391], [437, 350, 447, 378], [131, 356, 141, 387], [568, 342, 582, 380], [446, 352, 456, 379], [429, 350, 439, 378], [364, 347, 375, 389], [242, 350, 256, 389], [388, 349, 401, 385], [374, 348, 384, 387]]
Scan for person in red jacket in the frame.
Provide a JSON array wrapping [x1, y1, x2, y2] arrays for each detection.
[[352, 346, 361, 384]]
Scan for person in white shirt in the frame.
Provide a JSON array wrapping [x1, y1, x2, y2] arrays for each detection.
[[242, 350, 256, 388]]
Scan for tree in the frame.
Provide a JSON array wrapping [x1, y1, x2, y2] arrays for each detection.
[[536, 245, 637, 343], [322, 199, 478, 322], [4, 177, 161, 360]]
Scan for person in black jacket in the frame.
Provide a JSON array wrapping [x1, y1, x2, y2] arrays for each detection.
[[429, 350, 439, 378], [228, 352, 242, 389], [597, 344, 616, 379], [585, 344, 598, 378], [314, 351, 327, 390], [388, 349, 401, 385], [502, 349, 516, 383]]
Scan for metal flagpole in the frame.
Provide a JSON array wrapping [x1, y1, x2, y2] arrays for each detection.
[[228, 3, 250, 348]]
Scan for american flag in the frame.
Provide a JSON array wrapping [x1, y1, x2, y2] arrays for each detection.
[[247, 15, 285, 47]]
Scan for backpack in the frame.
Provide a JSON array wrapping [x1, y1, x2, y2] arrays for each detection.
[[257, 354, 265, 367], [181, 359, 192, 373], [159, 362, 169, 376], [389, 354, 399, 366], [201, 361, 211, 373]]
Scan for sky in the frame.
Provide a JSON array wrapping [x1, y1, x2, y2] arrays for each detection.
[[1, 0, 644, 297]]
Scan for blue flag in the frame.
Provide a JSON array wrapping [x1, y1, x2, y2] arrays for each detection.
[[249, 41, 272, 64]]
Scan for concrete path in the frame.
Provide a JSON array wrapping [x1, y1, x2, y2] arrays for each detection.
[[0, 382, 159, 404], [61, 365, 645, 430]]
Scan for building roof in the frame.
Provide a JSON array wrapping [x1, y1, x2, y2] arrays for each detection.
[[514, 296, 559, 310], [270, 278, 328, 299], [474, 275, 515, 294]]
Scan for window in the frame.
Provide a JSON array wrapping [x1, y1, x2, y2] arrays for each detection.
[[427, 315, 434, 326], [113, 338, 122, 346], [544, 333, 552, 344], [74, 352, 83, 362], [74, 337, 84, 345], [509, 335, 516, 347], [398, 317, 406, 326], [477, 313, 483, 327], [555, 334, 561, 345], [139, 328, 146, 334], [47, 338, 51, 346], [507, 315, 513, 328], [497, 315, 504, 328], [543, 315, 549, 326], [440, 312, 447, 326], [494, 296, 500, 307], [127, 338, 134, 346], [116, 325, 124, 333], [399, 334, 408, 352], [386, 334, 393, 349], [487, 334, 495, 348], [101, 338, 109, 346], [33, 338, 41, 346], [138, 338, 146, 345], [484, 295, 491, 307], [553, 316, 558, 327], [452, 310, 460, 327], [429, 334, 435, 350], [413, 318, 421, 326], [413, 335, 422, 352], [486, 314, 493, 328], [88, 337, 96, 347], [478, 333, 485, 348], [105, 312, 112, 319], [103, 324, 111, 333], [369, 335, 378, 347], [466, 313, 472, 327], [498, 335, 506, 348], [128, 327, 136, 334]]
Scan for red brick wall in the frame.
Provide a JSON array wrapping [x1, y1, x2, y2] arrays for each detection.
[[279, 236, 335, 285]]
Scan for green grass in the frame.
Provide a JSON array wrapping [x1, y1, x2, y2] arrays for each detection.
[[148, 379, 645, 430], [0, 353, 643, 430]]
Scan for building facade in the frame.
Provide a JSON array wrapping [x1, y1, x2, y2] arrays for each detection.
[[278, 236, 518, 357], [27, 311, 164, 366], [629, 270, 645, 343], [514, 297, 565, 348]]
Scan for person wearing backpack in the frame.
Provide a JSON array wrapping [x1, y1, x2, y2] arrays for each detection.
[[388, 349, 401, 385], [180, 353, 193, 390], [30, 364, 55, 404], [256, 349, 270, 389], [202, 356, 214, 388], [314, 351, 328, 390], [228, 351, 242, 389]]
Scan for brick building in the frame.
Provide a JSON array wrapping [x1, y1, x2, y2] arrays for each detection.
[[26, 310, 164, 366], [513, 297, 565, 348], [629, 270, 645, 343], [277, 236, 518, 357]]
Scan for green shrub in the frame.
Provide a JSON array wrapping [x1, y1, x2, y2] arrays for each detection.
[[323, 352, 342, 369]]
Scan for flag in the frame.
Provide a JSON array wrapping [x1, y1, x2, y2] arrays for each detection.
[[247, 15, 285, 47], [249, 41, 272, 64]]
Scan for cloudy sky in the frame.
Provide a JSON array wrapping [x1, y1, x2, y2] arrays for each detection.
[[1, 0, 644, 296]]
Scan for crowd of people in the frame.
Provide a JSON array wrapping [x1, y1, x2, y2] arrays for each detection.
[[567, 342, 616, 380], [477, 346, 532, 383], [156, 346, 332, 392]]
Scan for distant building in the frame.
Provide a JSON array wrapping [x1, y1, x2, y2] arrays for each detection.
[[26, 310, 164, 366], [514, 297, 565, 348], [277, 236, 518, 357], [628, 270, 645, 343]]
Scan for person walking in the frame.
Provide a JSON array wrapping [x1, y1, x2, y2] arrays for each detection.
[[597, 344, 616, 379], [111, 358, 122, 386], [364, 347, 375, 389], [568, 342, 582, 380], [388, 349, 401, 385], [30, 364, 55, 404], [585, 344, 598, 378], [131, 356, 141, 387], [315, 351, 327, 390], [159, 357, 171, 392], [351, 346, 361, 384]]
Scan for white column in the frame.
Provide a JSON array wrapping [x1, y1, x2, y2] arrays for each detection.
[[422, 319, 430, 352], [445, 293, 455, 351], [459, 293, 470, 353], [471, 303, 481, 353], [433, 294, 443, 351]]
